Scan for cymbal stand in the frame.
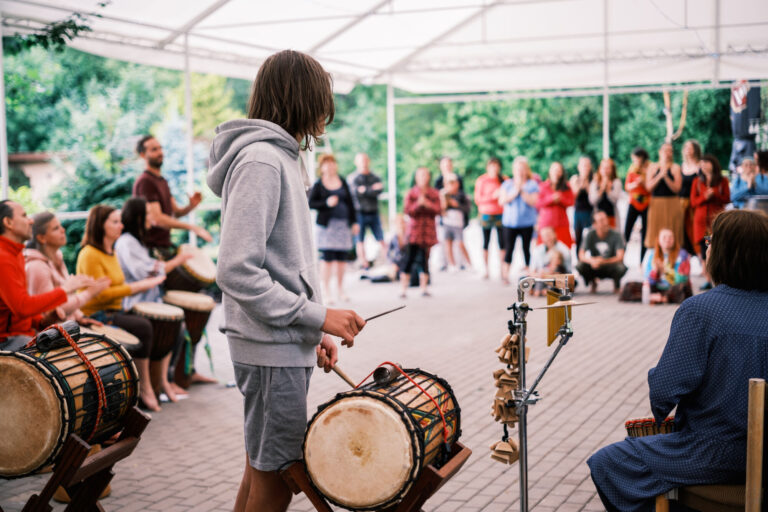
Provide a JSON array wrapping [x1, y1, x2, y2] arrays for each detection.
[[507, 277, 574, 512]]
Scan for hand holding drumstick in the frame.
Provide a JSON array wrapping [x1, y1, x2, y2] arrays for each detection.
[[316, 308, 366, 373]]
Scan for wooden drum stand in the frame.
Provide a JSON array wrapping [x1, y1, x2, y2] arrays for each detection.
[[281, 441, 471, 512]]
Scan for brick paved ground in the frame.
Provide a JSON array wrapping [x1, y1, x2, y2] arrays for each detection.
[[1, 233, 698, 512]]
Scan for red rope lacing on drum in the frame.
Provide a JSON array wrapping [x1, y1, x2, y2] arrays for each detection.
[[26, 324, 107, 442], [355, 361, 451, 447]]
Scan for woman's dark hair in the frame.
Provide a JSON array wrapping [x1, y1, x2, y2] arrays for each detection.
[[247, 50, 334, 151], [82, 204, 117, 250], [707, 210, 768, 291], [684, 139, 702, 161], [0, 199, 14, 235], [27, 211, 56, 250], [632, 147, 649, 163], [700, 154, 723, 186], [549, 162, 568, 191], [487, 157, 504, 184], [121, 197, 147, 246], [756, 151, 768, 173]]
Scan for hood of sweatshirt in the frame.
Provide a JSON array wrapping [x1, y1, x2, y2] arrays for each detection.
[[207, 119, 299, 198]]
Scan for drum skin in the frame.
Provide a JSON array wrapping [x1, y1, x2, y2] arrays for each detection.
[[164, 245, 216, 292], [0, 335, 138, 477], [304, 369, 460, 511]]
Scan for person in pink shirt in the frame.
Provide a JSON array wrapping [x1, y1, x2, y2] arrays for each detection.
[[536, 162, 574, 247], [473, 157, 507, 278]]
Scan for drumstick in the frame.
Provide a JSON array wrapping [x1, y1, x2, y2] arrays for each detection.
[[332, 365, 357, 388], [365, 305, 406, 323]]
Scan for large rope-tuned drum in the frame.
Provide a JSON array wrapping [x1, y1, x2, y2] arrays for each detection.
[[0, 332, 138, 477], [131, 302, 184, 360], [303, 368, 461, 511]]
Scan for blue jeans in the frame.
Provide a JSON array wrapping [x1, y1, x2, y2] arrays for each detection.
[[356, 212, 384, 243]]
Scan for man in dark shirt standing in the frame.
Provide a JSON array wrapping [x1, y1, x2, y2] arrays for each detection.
[[133, 135, 212, 257], [350, 153, 386, 270]]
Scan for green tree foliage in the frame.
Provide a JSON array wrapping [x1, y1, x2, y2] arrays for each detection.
[[170, 73, 244, 138]]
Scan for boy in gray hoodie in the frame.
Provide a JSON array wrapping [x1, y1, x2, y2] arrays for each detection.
[[208, 50, 366, 512]]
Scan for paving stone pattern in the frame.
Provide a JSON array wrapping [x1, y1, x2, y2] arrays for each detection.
[[1, 260, 686, 511]]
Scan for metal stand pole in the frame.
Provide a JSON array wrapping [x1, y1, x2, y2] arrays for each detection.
[[508, 277, 574, 512]]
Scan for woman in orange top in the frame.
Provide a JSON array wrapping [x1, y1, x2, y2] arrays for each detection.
[[624, 147, 651, 264], [473, 157, 506, 279], [691, 154, 730, 290]]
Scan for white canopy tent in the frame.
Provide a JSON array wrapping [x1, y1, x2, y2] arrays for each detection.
[[2, 0, 768, 221]]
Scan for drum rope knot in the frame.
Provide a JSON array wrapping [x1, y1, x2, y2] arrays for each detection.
[[355, 361, 452, 451], [27, 324, 108, 442]]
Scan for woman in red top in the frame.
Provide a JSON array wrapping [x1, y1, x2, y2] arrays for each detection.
[[691, 154, 730, 290], [400, 167, 440, 298], [536, 162, 574, 247], [473, 157, 506, 278], [624, 147, 651, 264]]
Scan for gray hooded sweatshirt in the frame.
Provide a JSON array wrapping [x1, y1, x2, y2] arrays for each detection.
[[207, 119, 326, 367]]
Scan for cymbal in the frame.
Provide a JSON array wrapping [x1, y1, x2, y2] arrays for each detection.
[[536, 300, 597, 310]]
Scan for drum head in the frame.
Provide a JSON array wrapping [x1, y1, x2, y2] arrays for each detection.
[[132, 301, 184, 321], [0, 354, 63, 477], [163, 290, 215, 312], [179, 244, 216, 283], [82, 324, 140, 346], [305, 396, 414, 509]]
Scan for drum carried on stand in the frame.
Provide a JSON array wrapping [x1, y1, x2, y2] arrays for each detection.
[[164, 244, 216, 292], [0, 330, 138, 477], [131, 302, 184, 360], [163, 290, 215, 388], [303, 368, 461, 511]]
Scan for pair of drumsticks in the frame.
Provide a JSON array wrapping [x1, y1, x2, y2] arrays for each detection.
[[324, 305, 405, 388]]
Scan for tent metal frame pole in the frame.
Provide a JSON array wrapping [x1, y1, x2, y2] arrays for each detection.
[[183, 32, 197, 245], [602, 0, 609, 159], [713, 0, 721, 84], [0, 13, 9, 200], [386, 82, 397, 226]]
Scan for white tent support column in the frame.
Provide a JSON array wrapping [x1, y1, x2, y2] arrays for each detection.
[[601, 0, 609, 159], [386, 82, 397, 226], [0, 13, 9, 200], [183, 33, 197, 245]]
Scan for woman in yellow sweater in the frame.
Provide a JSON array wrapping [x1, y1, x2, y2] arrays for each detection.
[[76, 204, 166, 411]]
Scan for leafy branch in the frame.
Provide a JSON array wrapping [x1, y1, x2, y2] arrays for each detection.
[[2, 2, 110, 56]]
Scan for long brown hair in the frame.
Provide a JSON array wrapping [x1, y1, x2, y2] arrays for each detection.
[[81, 204, 116, 250], [653, 229, 680, 271], [596, 158, 617, 186], [700, 154, 723, 187], [27, 211, 56, 250], [247, 50, 335, 151]]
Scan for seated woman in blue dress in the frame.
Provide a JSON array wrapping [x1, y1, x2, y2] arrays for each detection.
[[588, 209, 768, 512]]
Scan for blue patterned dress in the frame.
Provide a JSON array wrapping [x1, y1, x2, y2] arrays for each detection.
[[588, 285, 768, 511]]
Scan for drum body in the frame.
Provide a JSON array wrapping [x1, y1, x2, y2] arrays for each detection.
[[0, 334, 138, 477], [164, 244, 216, 292], [162, 291, 215, 345], [132, 302, 184, 360], [304, 369, 461, 511]]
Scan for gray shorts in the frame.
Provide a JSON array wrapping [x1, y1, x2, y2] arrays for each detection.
[[233, 363, 313, 472], [443, 225, 464, 241]]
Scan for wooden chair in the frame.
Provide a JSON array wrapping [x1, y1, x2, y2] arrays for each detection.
[[656, 377, 766, 512], [7, 406, 151, 512]]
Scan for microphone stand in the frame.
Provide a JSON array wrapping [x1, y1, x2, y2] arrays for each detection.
[[508, 277, 574, 512]]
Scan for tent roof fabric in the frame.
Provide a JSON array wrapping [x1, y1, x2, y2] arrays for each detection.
[[1, 0, 767, 94]]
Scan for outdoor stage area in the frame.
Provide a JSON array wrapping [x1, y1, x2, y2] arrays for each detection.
[[0, 236, 693, 512]]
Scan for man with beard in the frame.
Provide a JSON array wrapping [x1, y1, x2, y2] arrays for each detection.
[[133, 135, 212, 257]]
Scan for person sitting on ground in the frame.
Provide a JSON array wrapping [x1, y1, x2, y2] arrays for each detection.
[[439, 173, 471, 272], [642, 228, 692, 304], [401, 166, 440, 298], [77, 204, 167, 411], [576, 211, 627, 293], [0, 200, 96, 351], [588, 209, 768, 512], [731, 157, 768, 209], [529, 226, 572, 296], [25, 212, 110, 327], [115, 197, 195, 400]]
